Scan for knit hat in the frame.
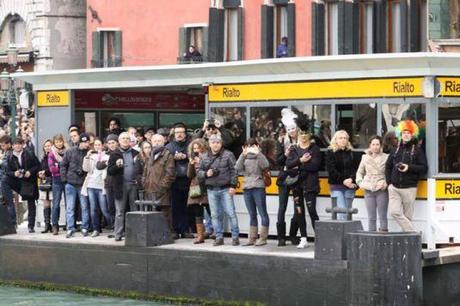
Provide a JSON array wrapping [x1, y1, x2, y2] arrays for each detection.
[[106, 134, 118, 143], [209, 134, 222, 143]]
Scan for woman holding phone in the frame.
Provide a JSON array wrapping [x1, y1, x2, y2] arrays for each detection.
[[286, 130, 321, 249]]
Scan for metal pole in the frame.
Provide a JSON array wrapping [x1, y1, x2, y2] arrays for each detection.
[[9, 79, 16, 140]]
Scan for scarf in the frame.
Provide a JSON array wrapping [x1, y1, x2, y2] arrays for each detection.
[[51, 145, 65, 163]]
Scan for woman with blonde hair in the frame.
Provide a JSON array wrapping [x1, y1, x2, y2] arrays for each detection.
[[187, 138, 211, 244], [326, 130, 360, 220]]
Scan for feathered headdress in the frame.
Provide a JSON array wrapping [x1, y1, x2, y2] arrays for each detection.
[[395, 120, 419, 140], [281, 108, 297, 130]]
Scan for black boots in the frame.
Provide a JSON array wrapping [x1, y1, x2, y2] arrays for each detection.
[[277, 222, 286, 247], [289, 218, 300, 245], [41, 207, 52, 234]]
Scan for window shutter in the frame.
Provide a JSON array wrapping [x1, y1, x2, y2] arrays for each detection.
[[373, 0, 386, 53], [113, 31, 122, 67], [208, 7, 225, 62], [202, 26, 209, 62], [409, 0, 420, 52], [342, 1, 359, 54], [400, 0, 409, 52], [178, 27, 187, 60], [311, 1, 325, 55], [91, 31, 102, 68], [338, 1, 346, 54], [237, 7, 244, 60], [261, 4, 274, 59], [287, 3, 296, 57]]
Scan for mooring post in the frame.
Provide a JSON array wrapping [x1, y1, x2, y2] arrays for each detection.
[[347, 232, 423, 306]]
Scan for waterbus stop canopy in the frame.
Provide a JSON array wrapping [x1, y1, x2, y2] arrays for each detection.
[[13, 52, 460, 91]]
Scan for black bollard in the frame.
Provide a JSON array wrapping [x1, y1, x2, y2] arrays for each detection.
[[0, 204, 16, 235], [347, 232, 422, 306], [125, 211, 174, 247]]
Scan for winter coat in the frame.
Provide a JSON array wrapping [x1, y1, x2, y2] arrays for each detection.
[[107, 147, 139, 200], [275, 134, 297, 185], [326, 148, 361, 185], [5, 149, 40, 200], [235, 151, 269, 190], [134, 155, 148, 190], [356, 150, 389, 192], [166, 138, 191, 178], [385, 140, 427, 188], [197, 149, 237, 188], [81, 151, 109, 196], [59, 146, 88, 187], [186, 159, 208, 205], [143, 147, 176, 206], [40, 153, 52, 178], [286, 142, 322, 193]]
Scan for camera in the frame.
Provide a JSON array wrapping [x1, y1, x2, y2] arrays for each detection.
[[206, 119, 217, 129], [210, 168, 220, 177], [193, 151, 199, 158], [76, 169, 85, 177], [396, 162, 405, 170], [18, 169, 25, 175]]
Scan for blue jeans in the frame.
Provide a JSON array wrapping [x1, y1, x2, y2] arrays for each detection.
[[65, 184, 89, 231], [207, 187, 239, 239], [204, 208, 213, 233], [330, 189, 356, 220], [51, 177, 65, 226], [87, 188, 112, 232], [243, 188, 269, 227]]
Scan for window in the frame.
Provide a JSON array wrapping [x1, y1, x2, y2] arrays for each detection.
[[178, 26, 206, 63], [429, 0, 460, 40], [381, 103, 426, 153], [224, 8, 239, 61], [210, 107, 246, 157], [274, 4, 288, 54], [159, 113, 204, 132], [387, 0, 402, 52], [439, 103, 460, 173], [92, 30, 122, 68], [359, 1, 373, 54], [9, 17, 25, 46], [336, 104, 377, 149], [326, 2, 339, 55]]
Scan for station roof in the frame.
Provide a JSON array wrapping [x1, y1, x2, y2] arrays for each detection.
[[13, 52, 460, 91]]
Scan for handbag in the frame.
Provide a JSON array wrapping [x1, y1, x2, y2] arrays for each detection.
[[39, 178, 52, 192], [285, 174, 299, 186], [189, 184, 202, 198], [262, 168, 272, 187], [20, 180, 36, 199]]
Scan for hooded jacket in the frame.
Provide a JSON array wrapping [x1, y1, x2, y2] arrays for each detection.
[[235, 151, 269, 190]]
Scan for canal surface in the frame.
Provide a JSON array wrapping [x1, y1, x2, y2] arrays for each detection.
[[0, 286, 170, 305]]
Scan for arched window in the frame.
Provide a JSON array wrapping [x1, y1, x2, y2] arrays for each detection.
[[9, 16, 26, 46]]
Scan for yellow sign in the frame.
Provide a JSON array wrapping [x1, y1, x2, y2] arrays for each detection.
[[209, 78, 424, 102], [437, 77, 460, 96], [435, 180, 460, 200], [37, 91, 70, 107]]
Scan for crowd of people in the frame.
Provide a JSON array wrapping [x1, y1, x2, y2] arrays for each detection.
[[0, 110, 427, 247]]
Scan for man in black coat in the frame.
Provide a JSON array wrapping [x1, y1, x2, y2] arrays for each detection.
[[3, 138, 40, 232], [385, 120, 427, 232], [107, 132, 138, 241]]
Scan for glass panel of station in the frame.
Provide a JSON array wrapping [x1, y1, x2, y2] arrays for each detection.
[[439, 102, 460, 173]]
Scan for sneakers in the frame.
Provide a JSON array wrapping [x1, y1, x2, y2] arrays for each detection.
[[65, 230, 74, 238], [213, 238, 224, 246], [91, 231, 100, 238], [81, 229, 89, 237], [297, 237, 308, 249], [232, 238, 240, 246]]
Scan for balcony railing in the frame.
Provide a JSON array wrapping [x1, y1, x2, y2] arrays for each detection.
[[177, 56, 206, 64]]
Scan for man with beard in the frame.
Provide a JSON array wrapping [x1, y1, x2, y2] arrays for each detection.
[[143, 134, 176, 232]]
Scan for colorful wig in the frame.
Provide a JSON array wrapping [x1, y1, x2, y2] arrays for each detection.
[[395, 120, 419, 140]]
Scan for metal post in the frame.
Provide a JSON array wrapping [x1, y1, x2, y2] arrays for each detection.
[[9, 79, 16, 140]]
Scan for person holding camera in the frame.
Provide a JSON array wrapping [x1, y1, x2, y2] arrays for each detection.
[[82, 138, 112, 237], [326, 130, 361, 221], [195, 119, 233, 149], [38, 139, 53, 233], [3, 138, 40, 232], [385, 120, 427, 232], [107, 132, 139, 241], [198, 134, 240, 246], [60, 133, 90, 238], [236, 138, 270, 246]]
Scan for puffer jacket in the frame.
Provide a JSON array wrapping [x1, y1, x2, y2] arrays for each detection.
[[385, 140, 427, 188], [197, 149, 237, 188], [356, 150, 389, 192], [235, 151, 269, 190]]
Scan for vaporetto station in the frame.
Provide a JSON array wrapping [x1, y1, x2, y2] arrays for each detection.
[[16, 53, 460, 248]]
